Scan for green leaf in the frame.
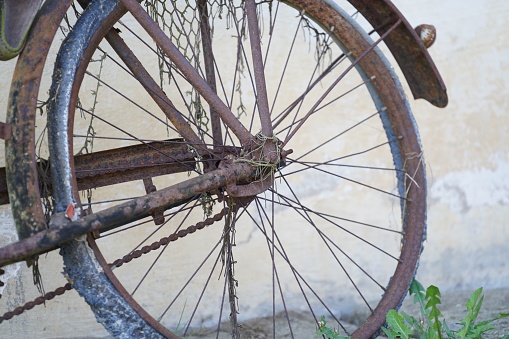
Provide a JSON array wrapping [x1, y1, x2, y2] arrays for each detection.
[[457, 288, 484, 337], [401, 310, 424, 334], [465, 288, 483, 314], [409, 280, 426, 305], [425, 285, 443, 338], [467, 288, 484, 321], [425, 285, 442, 308], [441, 319, 456, 339], [470, 312, 509, 336], [469, 324, 495, 338], [381, 327, 393, 338], [385, 309, 413, 339], [409, 279, 430, 329], [428, 326, 442, 339]]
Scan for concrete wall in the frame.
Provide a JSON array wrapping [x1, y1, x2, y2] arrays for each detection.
[[0, 0, 508, 337], [395, 0, 509, 290]]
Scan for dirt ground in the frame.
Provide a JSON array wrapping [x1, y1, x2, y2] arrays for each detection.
[[63, 287, 509, 338], [185, 288, 509, 338]]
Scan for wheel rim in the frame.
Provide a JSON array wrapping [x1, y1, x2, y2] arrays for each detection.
[[48, 0, 426, 337]]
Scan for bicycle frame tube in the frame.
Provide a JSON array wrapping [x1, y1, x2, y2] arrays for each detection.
[[0, 161, 257, 267], [120, 0, 254, 146]]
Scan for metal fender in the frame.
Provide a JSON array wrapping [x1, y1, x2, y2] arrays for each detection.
[[347, 0, 448, 107]]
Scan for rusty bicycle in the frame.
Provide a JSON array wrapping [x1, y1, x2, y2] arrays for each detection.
[[0, 0, 447, 337]]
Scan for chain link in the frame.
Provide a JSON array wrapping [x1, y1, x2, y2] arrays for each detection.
[[0, 207, 226, 322], [0, 283, 72, 324], [110, 207, 226, 268]]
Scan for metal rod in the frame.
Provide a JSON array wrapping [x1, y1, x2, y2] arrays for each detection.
[[119, 0, 252, 145], [245, 0, 273, 137], [0, 162, 255, 267], [282, 19, 402, 147], [197, 0, 223, 149], [105, 28, 207, 155]]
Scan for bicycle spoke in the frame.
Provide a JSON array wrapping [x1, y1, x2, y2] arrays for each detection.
[[75, 102, 203, 174], [252, 198, 295, 338], [112, 21, 215, 138], [269, 186, 401, 262], [104, 29, 207, 150], [275, 81, 379, 139], [282, 19, 402, 147], [120, 0, 252, 144], [256, 195, 402, 235], [130, 201, 198, 295], [244, 202, 348, 333], [273, 176, 375, 312], [158, 236, 225, 322], [197, 0, 223, 149], [261, 190, 390, 291]]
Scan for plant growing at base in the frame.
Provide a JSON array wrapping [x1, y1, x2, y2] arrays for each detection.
[[316, 316, 349, 339], [316, 280, 509, 339], [383, 280, 509, 339]]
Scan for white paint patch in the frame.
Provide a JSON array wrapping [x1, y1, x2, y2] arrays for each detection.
[[429, 157, 509, 213], [0, 207, 21, 295]]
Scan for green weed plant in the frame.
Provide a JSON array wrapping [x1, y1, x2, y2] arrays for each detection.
[[317, 280, 509, 339], [383, 280, 509, 339]]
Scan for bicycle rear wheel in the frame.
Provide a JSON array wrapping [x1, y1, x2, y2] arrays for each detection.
[[48, 0, 426, 337]]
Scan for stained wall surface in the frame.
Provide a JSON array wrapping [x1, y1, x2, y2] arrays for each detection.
[[0, 0, 508, 337]]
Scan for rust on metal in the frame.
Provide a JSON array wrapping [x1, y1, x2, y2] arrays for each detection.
[[0, 167, 8, 205], [0, 283, 72, 324], [197, 0, 223, 149], [415, 24, 436, 49], [109, 208, 226, 268], [143, 177, 165, 225], [0, 161, 256, 267], [119, 0, 253, 145], [245, 0, 273, 137], [282, 19, 403, 147], [281, 0, 428, 336], [0, 122, 11, 140], [345, 0, 448, 107], [5, 0, 73, 241], [227, 175, 273, 197], [92, 208, 226, 335], [0, 140, 202, 206], [74, 140, 195, 190], [104, 28, 209, 156]]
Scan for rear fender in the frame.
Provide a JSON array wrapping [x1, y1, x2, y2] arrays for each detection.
[[347, 0, 448, 107]]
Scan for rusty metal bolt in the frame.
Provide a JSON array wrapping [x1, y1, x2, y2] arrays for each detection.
[[415, 24, 436, 49]]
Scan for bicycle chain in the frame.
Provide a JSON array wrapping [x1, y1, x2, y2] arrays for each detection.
[[0, 283, 72, 324], [110, 208, 226, 268], [0, 207, 226, 323]]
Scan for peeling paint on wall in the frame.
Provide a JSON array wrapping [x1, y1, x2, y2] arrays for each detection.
[[429, 157, 509, 214]]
